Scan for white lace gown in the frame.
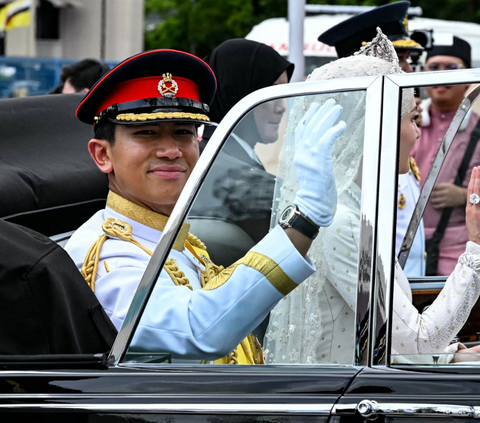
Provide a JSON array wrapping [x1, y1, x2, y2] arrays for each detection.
[[264, 182, 480, 364]]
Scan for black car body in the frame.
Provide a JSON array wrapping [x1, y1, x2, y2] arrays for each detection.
[[1, 69, 480, 422]]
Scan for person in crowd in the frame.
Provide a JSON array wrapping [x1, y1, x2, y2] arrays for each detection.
[[412, 36, 480, 276], [318, 0, 426, 276], [191, 39, 294, 244], [0, 219, 116, 355], [51, 58, 110, 94], [65, 49, 346, 364], [264, 30, 480, 365]]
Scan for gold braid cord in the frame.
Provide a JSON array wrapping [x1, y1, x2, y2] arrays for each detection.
[[81, 219, 262, 364], [163, 259, 193, 290], [115, 112, 210, 123], [81, 235, 108, 291], [187, 233, 207, 250], [81, 218, 153, 292]]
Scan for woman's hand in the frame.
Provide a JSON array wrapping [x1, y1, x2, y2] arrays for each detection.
[[293, 99, 346, 227], [466, 167, 480, 244], [452, 344, 480, 362]]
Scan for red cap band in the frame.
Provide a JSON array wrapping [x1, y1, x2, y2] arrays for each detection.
[[95, 75, 200, 116]]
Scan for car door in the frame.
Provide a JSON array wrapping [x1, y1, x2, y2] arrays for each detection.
[[105, 76, 387, 422], [332, 68, 480, 422], [0, 75, 387, 422], [11, 66, 467, 422]]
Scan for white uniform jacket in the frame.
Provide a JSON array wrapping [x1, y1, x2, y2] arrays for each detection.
[[65, 193, 315, 360], [396, 171, 426, 277]]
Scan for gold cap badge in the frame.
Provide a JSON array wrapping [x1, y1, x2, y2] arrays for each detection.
[[401, 13, 409, 34], [158, 73, 178, 97]]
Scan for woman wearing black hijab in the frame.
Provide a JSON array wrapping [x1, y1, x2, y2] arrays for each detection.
[[201, 38, 294, 157], [190, 40, 294, 343], [192, 39, 294, 253]]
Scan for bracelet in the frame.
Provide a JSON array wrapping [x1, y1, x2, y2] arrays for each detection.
[[458, 252, 480, 271]]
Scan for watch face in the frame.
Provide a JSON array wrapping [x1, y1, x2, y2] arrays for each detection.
[[279, 205, 296, 224]]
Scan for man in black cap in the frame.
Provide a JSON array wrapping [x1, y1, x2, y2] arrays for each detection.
[[318, 1, 427, 277], [411, 35, 480, 276], [64, 49, 346, 363], [318, 1, 424, 73]]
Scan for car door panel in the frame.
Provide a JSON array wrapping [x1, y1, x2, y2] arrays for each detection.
[[332, 367, 480, 421], [0, 367, 359, 421]]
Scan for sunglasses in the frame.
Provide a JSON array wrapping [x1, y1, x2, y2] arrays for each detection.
[[424, 62, 466, 71]]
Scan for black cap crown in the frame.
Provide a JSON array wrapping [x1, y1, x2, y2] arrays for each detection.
[[76, 49, 217, 126], [426, 36, 471, 68], [318, 1, 423, 58]]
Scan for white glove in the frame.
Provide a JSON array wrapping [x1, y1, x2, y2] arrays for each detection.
[[293, 99, 346, 227]]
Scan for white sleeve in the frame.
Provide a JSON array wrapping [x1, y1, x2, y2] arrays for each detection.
[[320, 204, 359, 311], [124, 226, 316, 360], [392, 241, 480, 355]]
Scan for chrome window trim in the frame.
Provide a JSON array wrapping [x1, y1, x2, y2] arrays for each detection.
[[0, 402, 332, 415], [109, 75, 383, 366], [387, 68, 480, 88], [371, 76, 402, 367], [410, 281, 445, 291], [355, 76, 384, 366]]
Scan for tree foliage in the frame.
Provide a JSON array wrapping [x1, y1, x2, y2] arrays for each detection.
[[145, 0, 480, 57]]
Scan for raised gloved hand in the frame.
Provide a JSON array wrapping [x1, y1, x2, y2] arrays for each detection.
[[293, 99, 346, 227]]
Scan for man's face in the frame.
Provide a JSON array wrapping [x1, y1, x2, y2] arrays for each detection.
[[62, 79, 77, 93], [62, 78, 89, 94], [396, 50, 413, 73], [425, 55, 468, 110], [95, 122, 199, 216]]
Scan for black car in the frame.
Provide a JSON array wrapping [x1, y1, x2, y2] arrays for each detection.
[[1, 68, 480, 422]]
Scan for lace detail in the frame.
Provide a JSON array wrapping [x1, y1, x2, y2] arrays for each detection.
[[458, 252, 480, 271], [392, 258, 480, 354], [346, 187, 361, 206], [271, 91, 366, 230]]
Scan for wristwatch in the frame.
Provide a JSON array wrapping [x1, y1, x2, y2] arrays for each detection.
[[278, 204, 320, 240]]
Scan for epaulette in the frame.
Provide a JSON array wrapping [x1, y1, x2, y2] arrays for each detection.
[[409, 156, 421, 182]]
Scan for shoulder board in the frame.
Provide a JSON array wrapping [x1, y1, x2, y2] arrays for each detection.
[[409, 156, 421, 182]]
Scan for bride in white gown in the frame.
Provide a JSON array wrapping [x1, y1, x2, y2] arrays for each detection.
[[263, 30, 480, 364]]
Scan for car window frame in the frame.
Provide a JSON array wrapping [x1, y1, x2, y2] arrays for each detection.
[[370, 68, 480, 368], [110, 75, 385, 369]]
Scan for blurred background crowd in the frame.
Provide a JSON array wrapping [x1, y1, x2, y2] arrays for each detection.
[[0, 0, 479, 96]]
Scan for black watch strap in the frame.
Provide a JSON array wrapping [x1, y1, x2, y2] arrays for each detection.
[[279, 205, 319, 240]]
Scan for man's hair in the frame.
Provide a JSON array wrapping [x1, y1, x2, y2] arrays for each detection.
[[93, 120, 200, 145], [61, 59, 110, 92], [94, 120, 116, 144]]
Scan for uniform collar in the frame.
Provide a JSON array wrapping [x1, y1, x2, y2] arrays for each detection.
[[106, 191, 190, 251]]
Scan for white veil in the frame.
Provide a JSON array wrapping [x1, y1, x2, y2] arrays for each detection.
[[264, 30, 414, 364]]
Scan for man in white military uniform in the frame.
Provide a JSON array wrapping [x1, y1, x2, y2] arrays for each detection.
[[396, 160, 426, 276], [66, 49, 346, 363]]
